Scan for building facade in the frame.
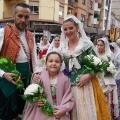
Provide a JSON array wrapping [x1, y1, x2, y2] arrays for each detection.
[[92, 0, 112, 34], [112, 0, 120, 20], [74, 0, 94, 27], [0, 0, 110, 38], [0, 0, 71, 42]]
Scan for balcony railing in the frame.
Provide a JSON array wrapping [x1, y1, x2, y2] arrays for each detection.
[[3, 11, 12, 19], [68, 0, 74, 7]]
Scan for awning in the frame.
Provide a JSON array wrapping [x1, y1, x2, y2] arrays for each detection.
[[33, 23, 61, 33], [84, 27, 104, 34]]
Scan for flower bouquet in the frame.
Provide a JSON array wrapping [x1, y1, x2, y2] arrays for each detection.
[[0, 57, 24, 90], [81, 54, 109, 75], [22, 80, 54, 116], [105, 61, 116, 77]]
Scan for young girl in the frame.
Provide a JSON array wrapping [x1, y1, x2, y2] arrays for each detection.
[[24, 51, 74, 120]]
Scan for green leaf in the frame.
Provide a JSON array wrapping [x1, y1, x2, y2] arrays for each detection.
[[90, 70, 95, 75], [0, 57, 24, 90], [40, 98, 54, 116]]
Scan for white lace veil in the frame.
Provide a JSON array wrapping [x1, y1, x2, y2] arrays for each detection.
[[38, 36, 50, 50], [60, 15, 90, 45], [116, 38, 120, 45], [47, 36, 63, 53], [110, 42, 120, 58], [98, 38, 112, 58]]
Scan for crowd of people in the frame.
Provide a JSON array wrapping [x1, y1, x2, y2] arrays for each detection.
[[0, 2, 120, 120]]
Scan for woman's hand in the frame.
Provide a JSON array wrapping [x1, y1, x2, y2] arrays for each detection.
[[32, 72, 41, 83], [32, 100, 44, 107], [114, 58, 120, 64], [53, 109, 65, 119], [76, 73, 94, 87], [3, 73, 16, 85]]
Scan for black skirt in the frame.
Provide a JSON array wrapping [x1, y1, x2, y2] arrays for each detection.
[[0, 80, 26, 120], [0, 62, 31, 120]]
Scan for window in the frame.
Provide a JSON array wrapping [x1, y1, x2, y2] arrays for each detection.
[[105, 9, 108, 18], [30, 6, 39, 13], [90, 1, 93, 9], [59, 11, 64, 18], [75, 13, 77, 17], [106, 0, 108, 6], [59, 6, 64, 18], [104, 20, 107, 28], [82, 0, 85, 4], [81, 14, 85, 25]]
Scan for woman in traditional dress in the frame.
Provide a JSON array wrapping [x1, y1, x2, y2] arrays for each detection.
[[37, 36, 50, 67], [47, 35, 63, 54], [97, 38, 119, 119], [116, 38, 120, 48], [38, 36, 49, 59], [110, 42, 120, 116], [60, 15, 111, 120]]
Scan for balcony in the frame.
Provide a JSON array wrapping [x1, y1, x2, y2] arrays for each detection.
[[3, 11, 12, 19]]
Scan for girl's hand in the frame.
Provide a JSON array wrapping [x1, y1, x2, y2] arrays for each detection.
[[53, 109, 65, 119], [76, 74, 93, 87], [32, 72, 41, 83], [32, 100, 44, 107]]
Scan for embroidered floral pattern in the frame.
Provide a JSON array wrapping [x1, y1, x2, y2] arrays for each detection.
[[63, 69, 71, 76], [50, 86, 57, 105]]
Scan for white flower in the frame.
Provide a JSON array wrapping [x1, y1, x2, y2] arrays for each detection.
[[107, 62, 116, 74], [86, 54, 94, 59], [24, 84, 40, 95], [86, 55, 101, 66], [93, 56, 101, 66]]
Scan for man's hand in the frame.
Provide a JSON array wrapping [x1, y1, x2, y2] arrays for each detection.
[[3, 73, 16, 85]]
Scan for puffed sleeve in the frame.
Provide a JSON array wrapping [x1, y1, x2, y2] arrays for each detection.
[[0, 28, 5, 77], [0, 28, 4, 51]]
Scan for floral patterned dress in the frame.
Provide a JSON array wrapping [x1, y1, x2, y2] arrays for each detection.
[[50, 77, 57, 106]]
